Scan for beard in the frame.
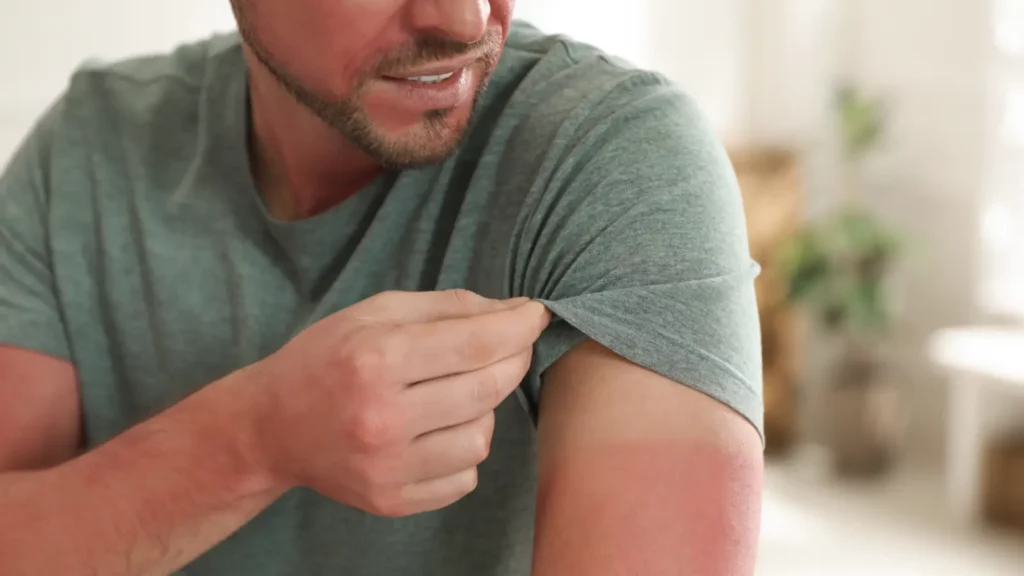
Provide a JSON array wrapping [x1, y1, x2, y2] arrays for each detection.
[[230, 1, 502, 169]]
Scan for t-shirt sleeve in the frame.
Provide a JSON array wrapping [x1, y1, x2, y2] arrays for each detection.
[[511, 71, 764, 438], [0, 101, 72, 360]]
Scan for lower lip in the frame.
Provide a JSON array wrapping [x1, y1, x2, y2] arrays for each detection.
[[373, 66, 476, 111]]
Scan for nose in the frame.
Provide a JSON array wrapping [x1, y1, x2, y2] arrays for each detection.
[[408, 0, 491, 44]]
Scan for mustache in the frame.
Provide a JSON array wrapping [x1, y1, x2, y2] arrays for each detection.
[[371, 29, 503, 76]]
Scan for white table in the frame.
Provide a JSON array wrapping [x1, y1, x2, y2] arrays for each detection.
[[928, 326, 1024, 524]]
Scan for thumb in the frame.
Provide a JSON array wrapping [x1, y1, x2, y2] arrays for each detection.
[[352, 290, 531, 324]]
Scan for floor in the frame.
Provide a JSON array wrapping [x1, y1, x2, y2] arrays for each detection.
[[756, 449, 1024, 576]]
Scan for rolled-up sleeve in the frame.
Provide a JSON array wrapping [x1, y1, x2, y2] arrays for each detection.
[[510, 71, 764, 438]]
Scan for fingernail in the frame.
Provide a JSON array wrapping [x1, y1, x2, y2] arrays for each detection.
[[525, 301, 551, 317]]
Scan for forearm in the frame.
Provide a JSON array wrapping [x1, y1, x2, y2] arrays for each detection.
[[0, 368, 286, 576]]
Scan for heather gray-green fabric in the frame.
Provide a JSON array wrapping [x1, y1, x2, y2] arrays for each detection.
[[0, 21, 763, 576]]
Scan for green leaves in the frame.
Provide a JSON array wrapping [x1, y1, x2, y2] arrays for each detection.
[[777, 209, 900, 337], [837, 85, 886, 159], [774, 83, 901, 338]]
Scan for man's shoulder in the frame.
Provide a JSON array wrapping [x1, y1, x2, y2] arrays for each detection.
[[500, 20, 650, 83], [492, 21, 684, 118], [32, 33, 246, 197], [474, 21, 709, 183], [74, 33, 239, 88], [481, 21, 703, 155], [58, 33, 242, 141]]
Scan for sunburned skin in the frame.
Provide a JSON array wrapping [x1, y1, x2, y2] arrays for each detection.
[[533, 441, 763, 576]]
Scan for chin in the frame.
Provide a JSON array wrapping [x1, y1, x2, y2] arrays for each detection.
[[358, 103, 477, 169]]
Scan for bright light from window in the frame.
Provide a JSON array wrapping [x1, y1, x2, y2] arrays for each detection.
[[1001, 82, 1024, 145], [996, 22, 1024, 56], [983, 0, 1024, 319], [995, 0, 1024, 55], [982, 204, 1015, 248]]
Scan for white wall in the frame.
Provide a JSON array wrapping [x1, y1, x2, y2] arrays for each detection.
[[646, 0, 750, 141], [746, 0, 844, 145], [1, 0, 236, 162], [514, 1, 653, 69]]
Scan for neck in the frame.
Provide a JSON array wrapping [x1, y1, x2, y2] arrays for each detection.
[[244, 51, 384, 222]]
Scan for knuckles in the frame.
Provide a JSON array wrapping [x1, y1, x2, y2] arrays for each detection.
[[467, 412, 495, 464], [366, 290, 404, 308], [475, 354, 530, 409], [460, 335, 497, 366], [344, 339, 393, 386], [462, 468, 480, 494], [345, 400, 403, 453], [474, 363, 504, 407], [446, 288, 484, 308], [351, 451, 403, 491], [516, 350, 533, 375], [470, 431, 491, 464]]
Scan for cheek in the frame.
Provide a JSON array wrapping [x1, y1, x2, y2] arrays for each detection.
[[492, 0, 515, 35], [248, 0, 406, 95]]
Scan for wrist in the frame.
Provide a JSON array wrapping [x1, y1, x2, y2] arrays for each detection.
[[184, 365, 291, 496], [13, 370, 290, 576], [215, 361, 295, 493]]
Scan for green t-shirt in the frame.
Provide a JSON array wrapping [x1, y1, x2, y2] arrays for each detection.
[[0, 20, 763, 576]]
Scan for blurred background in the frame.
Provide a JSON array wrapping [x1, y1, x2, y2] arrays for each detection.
[[2, 1, 1023, 574]]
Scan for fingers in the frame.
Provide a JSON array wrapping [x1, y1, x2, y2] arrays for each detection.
[[353, 289, 531, 324], [405, 412, 495, 483], [391, 467, 480, 517], [387, 301, 550, 385], [401, 351, 531, 436], [393, 413, 495, 514]]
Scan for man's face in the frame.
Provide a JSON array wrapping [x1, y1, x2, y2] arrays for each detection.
[[231, 0, 515, 168]]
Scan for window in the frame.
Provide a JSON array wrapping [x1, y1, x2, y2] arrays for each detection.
[[981, 0, 1024, 319]]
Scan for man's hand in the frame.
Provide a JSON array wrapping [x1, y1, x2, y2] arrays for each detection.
[[250, 290, 551, 517]]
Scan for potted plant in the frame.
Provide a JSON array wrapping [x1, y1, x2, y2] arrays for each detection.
[[777, 85, 903, 477]]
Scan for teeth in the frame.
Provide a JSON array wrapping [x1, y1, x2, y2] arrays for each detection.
[[405, 71, 455, 84]]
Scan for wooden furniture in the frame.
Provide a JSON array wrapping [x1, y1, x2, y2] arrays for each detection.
[[729, 147, 803, 453], [984, 435, 1024, 531], [929, 326, 1024, 525]]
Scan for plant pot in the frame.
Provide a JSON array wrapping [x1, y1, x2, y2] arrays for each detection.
[[824, 343, 901, 478]]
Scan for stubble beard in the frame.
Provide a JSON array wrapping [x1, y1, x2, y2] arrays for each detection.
[[231, 1, 502, 169]]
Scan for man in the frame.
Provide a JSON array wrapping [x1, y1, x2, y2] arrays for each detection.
[[0, 1, 764, 574]]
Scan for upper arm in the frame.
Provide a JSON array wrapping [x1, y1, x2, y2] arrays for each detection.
[[533, 340, 762, 575], [514, 64, 765, 573], [0, 347, 80, 471], [0, 98, 81, 471]]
